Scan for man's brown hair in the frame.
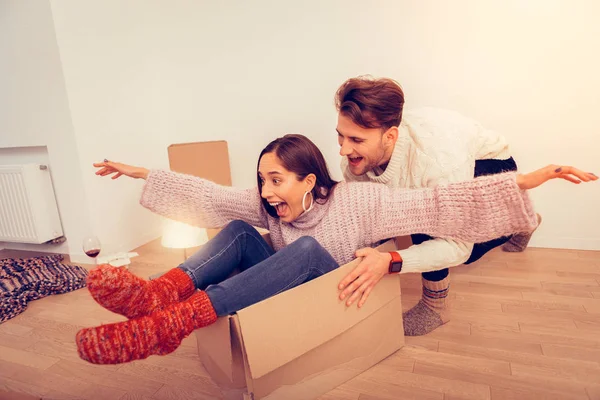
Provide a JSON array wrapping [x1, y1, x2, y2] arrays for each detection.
[[335, 76, 405, 130]]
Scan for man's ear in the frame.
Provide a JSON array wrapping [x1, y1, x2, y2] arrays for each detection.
[[383, 126, 399, 147]]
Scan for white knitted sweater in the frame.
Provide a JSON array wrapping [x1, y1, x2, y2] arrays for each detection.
[[341, 107, 512, 273], [139, 169, 537, 266]]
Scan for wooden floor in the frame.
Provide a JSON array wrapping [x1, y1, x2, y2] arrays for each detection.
[[1, 241, 599, 400]]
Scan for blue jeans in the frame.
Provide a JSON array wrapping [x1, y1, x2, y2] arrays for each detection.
[[178, 220, 339, 316]]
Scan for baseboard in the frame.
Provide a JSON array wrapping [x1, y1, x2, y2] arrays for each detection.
[[529, 236, 600, 251], [0, 241, 69, 256], [0, 389, 41, 400], [67, 227, 163, 265], [0, 227, 163, 265], [68, 252, 94, 265], [120, 226, 163, 254]]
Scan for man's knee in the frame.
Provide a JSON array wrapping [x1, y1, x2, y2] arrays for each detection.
[[464, 235, 511, 264], [422, 269, 449, 281]]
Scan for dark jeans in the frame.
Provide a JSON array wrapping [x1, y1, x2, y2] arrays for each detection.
[[416, 157, 518, 282], [177, 220, 339, 316]]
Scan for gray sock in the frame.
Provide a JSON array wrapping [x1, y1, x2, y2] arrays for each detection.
[[502, 213, 542, 252], [403, 300, 445, 336], [403, 276, 450, 336]]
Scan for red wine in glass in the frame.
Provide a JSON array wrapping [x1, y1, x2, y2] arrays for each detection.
[[85, 249, 101, 257], [83, 236, 101, 258]]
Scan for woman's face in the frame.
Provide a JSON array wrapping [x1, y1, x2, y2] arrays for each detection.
[[258, 152, 315, 223]]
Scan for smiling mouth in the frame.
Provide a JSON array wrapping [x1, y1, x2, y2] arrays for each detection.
[[348, 156, 363, 167], [268, 201, 289, 216]]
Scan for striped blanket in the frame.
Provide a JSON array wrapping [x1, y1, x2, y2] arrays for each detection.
[[0, 255, 88, 323]]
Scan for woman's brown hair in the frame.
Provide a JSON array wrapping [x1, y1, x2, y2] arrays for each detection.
[[257, 134, 338, 218]]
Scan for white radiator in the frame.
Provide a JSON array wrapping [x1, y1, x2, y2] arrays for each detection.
[[0, 164, 63, 244]]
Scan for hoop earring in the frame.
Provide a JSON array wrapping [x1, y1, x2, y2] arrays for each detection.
[[302, 191, 314, 212]]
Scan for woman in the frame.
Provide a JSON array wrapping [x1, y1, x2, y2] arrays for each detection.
[[77, 134, 595, 365]]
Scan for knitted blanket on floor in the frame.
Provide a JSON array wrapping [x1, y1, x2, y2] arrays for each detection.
[[0, 255, 88, 323]]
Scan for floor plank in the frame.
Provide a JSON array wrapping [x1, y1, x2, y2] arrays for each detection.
[[1, 244, 598, 399]]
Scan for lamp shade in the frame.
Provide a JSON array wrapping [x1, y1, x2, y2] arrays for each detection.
[[161, 220, 209, 249]]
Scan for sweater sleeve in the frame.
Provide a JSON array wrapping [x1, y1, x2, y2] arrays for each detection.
[[396, 237, 472, 273], [395, 155, 475, 273], [359, 171, 539, 245], [139, 169, 268, 229]]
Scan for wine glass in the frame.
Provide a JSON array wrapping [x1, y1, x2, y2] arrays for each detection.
[[83, 236, 102, 258]]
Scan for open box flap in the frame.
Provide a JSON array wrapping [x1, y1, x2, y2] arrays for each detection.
[[230, 315, 255, 395], [195, 316, 236, 383], [235, 240, 401, 380], [254, 296, 404, 400]]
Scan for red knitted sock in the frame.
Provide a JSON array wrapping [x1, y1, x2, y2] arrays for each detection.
[[76, 291, 217, 364], [86, 264, 196, 319]]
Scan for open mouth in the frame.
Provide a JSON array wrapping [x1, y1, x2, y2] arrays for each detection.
[[348, 156, 363, 167], [269, 201, 289, 217]]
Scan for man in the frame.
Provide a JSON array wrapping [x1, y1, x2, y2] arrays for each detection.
[[335, 76, 540, 336]]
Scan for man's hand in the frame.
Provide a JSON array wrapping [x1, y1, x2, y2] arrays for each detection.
[[338, 248, 392, 308]]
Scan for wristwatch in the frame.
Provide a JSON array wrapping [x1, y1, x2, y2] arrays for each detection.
[[388, 251, 403, 274]]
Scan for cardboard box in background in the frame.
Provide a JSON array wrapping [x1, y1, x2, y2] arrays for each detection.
[[167, 141, 232, 240], [168, 141, 408, 399]]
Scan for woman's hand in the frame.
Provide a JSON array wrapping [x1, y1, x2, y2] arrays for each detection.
[[516, 165, 597, 190], [93, 160, 149, 180]]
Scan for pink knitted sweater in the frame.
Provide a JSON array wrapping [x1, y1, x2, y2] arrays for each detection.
[[140, 170, 538, 266]]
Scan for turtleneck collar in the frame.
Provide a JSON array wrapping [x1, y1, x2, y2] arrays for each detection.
[[286, 197, 330, 230], [365, 124, 409, 184]]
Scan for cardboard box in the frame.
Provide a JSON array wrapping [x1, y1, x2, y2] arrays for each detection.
[[195, 238, 406, 400], [167, 140, 232, 239], [168, 141, 407, 399]]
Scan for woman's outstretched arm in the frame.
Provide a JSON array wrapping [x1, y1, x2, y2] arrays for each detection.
[[93, 161, 268, 230]]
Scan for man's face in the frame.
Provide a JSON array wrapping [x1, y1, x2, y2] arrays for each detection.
[[337, 113, 393, 176]]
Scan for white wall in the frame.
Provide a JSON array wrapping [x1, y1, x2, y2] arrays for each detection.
[[46, 0, 600, 250], [48, 1, 170, 258], [2, 0, 593, 256], [0, 0, 94, 261]]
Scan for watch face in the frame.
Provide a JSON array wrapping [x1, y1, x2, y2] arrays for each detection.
[[391, 262, 402, 273]]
